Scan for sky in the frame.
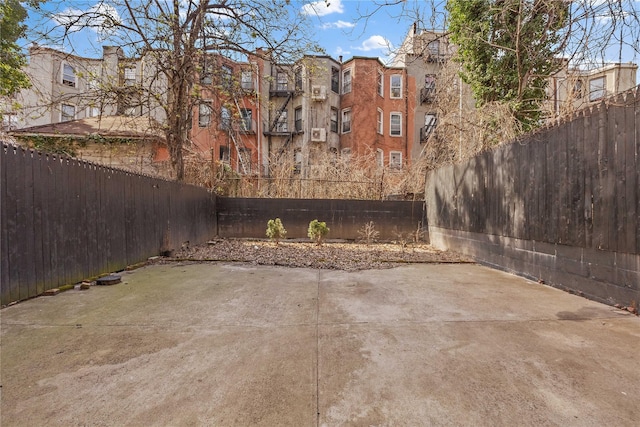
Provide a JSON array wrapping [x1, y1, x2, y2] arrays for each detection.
[[22, 0, 639, 66], [22, 0, 435, 64]]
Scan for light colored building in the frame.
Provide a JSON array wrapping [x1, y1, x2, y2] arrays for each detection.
[[8, 45, 165, 130], [547, 61, 638, 117]]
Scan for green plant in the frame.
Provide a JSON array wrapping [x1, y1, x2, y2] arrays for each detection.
[[358, 221, 379, 245], [308, 219, 329, 246], [266, 218, 287, 245]]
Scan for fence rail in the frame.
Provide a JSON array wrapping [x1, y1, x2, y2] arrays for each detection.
[[1, 144, 216, 306]]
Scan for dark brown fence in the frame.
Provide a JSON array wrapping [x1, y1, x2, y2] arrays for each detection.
[[1, 144, 216, 306], [217, 197, 425, 240], [425, 88, 639, 307]]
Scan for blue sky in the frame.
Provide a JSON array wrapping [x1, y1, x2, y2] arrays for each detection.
[[22, 0, 639, 65], [23, 0, 429, 63]]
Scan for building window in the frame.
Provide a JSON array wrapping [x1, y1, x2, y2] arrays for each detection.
[[241, 109, 252, 132], [377, 108, 383, 134], [427, 40, 440, 56], [390, 151, 402, 169], [572, 79, 584, 99], [589, 77, 605, 101], [376, 149, 383, 167], [221, 65, 233, 88], [341, 147, 351, 161], [201, 59, 214, 85], [124, 66, 136, 85], [60, 103, 75, 122], [276, 110, 288, 132], [294, 107, 302, 132], [422, 113, 437, 142], [422, 74, 436, 103], [377, 70, 384, 97], [330, 107, 338, 133], [390, 112, 401, 136], [220, 145, 230, 163], [294, 67, 303, 91], [62, 63, 76, 87], [342, 68, 352, 94], [241, 70, 253, 90], [198, 103, 212, 127], [276, 72, 288, 91], [294, 148, 302, 174], [220, 106, 231, 130], [331, 67, 339, 93], [341, 108, 351, 133], [390, 74, 402, 98], [87, 106, 100, 117]]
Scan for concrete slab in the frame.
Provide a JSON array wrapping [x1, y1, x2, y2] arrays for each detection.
[[1, 263, 639, 426]]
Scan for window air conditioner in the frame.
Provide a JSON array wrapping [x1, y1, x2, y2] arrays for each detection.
[[310, 128, 327, 142]]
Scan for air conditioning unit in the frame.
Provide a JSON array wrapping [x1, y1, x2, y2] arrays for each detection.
[[311, 85, 327, 101], [310, 128, 326, 142]]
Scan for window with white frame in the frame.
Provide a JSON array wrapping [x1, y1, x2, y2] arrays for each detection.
[[241, 70, 253, 90], [241, 109, 253, 131], [341, 108, 351, 133], [589, 76, 606, 101], [124, 66, 136, 85], [377, 70, 384, 97], [376, 108, 383, 134], [390, 74, 402, 98], [294, 67, 303, 91], [427, 40, 440, 56], [376, 149, 383, 168], [199, 102, 212, 127], [60, 103, 75, 122], [389, 151, 402, 169], [276, 110, 288, 132], [342, 68, 352, 94], [330, 108, 338, 133], [390, 112, 402, 136], [62, 63, 76, 87], [86, 106, 100, 117]]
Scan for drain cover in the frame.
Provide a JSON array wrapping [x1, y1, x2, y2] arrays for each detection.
[[96, 275, 121, 286]]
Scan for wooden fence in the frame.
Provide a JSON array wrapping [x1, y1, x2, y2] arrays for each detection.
[[425, 88, 639, 306], [1, 144, 216, 306]]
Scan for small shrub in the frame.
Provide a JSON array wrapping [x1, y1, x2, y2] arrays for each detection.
[[266, 218, 287, 245], [358, 221, 380, 245], [308, 219, 329, 245]]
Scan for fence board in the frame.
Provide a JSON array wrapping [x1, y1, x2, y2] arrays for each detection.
[[622, 98, 637, 253], [1, 146, 10, 303], [22, 150, 37, 299], [593, 104, 608, 250], [31, 152, 46, 295], [14, 148, 29, 301]]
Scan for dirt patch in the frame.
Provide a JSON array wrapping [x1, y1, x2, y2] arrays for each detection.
[[166, 239, 472, 271]]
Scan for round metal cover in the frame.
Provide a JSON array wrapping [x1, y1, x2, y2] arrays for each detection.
[[96, 275, 121, 286]]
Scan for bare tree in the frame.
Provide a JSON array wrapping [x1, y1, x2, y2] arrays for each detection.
[[28, 0, 321, 180]]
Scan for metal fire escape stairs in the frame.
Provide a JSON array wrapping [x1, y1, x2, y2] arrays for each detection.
[[269, 92, 294, 155], [228, 97, 250, 175]]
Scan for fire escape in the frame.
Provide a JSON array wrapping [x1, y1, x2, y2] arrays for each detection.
[[263, 67, 297, 155]]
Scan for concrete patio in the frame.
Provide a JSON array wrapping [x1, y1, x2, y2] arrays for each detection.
[[1, 262, 639, 426]]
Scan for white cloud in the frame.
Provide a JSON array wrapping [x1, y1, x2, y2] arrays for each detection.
[[320, 20, 356, 30], [52, 3, 120, 39], [302, 0, 344, 16], [353, 35, 391, 52], [335, 46, 351, 57]]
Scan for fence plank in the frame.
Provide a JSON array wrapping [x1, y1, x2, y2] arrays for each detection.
[[1, 146, 12, 303], [22, 150, 37, 299], [592, 104, 608, 250], [621, 98, 637, 253]]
